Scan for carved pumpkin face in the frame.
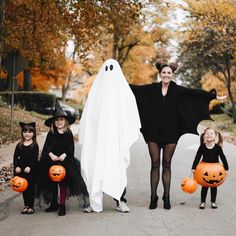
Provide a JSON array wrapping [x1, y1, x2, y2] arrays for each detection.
[[194, 162, 226, 187], [49, 165, 66, 182], [11, 176, 28, 192], [181, 177, 198, 194]]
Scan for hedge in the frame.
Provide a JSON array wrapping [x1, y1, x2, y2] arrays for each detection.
[[0, 91, 56, 115]]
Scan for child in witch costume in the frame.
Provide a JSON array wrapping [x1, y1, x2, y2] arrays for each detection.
[[38, 101, 89, 216], [13, 122, 39, 214]]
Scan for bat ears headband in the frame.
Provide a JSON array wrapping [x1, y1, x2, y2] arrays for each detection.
[[19, 122, 36, 128], [155, 62, 178, 73]]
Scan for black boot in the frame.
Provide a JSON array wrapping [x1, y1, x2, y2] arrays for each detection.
[[162, 194, 171, 210], [58, 204, 66, 216], [45, 202, 59, 212], [149, 195, 158, 210]]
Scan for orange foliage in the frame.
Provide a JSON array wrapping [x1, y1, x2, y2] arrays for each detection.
[[201, 71, 236, 107], [16, 59, 82, 91]]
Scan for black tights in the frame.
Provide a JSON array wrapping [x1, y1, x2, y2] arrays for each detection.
[[148, 142, 177, 199], [201, 187, 217, 203], [22, 181, 35, 208]]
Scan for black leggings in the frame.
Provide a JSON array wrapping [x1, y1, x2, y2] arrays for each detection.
[[201, 187, 217, 203], [148, 142, 177, 199], [22, 180, 35, 208]]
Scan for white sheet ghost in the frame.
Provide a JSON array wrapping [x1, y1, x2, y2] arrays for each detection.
[[79, 59, 141, 212]]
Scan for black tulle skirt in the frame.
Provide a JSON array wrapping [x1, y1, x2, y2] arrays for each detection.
[[36, 157, 89, 206]]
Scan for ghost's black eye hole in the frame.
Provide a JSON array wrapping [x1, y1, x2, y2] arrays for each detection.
[[110, 65, 113, 71], [105, 66, 108, 71]]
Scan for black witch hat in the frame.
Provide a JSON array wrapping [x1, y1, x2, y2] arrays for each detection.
[[44, 100, 76, 127]]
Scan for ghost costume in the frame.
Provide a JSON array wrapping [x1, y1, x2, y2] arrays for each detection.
[[79, 59, 141, 212]]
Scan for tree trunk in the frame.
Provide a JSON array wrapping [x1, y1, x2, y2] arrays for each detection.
[[23, 69, 32, 91], [61, 73, 72, 101], [112, 29, 119, 60], [61, 41, 77, 101]]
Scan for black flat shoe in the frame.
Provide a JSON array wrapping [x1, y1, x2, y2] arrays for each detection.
[[162, 195, 171, 210], [58, 204, 66, 216], [149, 195, 158, 210], [21, 206, 29, 214], [45, 203, 59, 212]]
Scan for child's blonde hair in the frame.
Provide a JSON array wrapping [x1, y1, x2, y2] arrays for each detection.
[[200, 127, 223, 146]]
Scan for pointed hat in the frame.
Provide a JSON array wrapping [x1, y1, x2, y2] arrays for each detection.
[[44, 100, 76, 127]]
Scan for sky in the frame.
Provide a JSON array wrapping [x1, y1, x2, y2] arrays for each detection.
[[166, 0, 188, 61]]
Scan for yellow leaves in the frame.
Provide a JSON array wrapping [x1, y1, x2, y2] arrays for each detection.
[[14, 58, 83, 92], [151, 28, 170, 44], [201, 71, 231, 109], [78, 75, 96, 98], [123, 60, 156, 85], [4, 0, 68, 70], [129, 46, 157, 62], [179, 0, 236, 56], [201, 71, 227, 96]]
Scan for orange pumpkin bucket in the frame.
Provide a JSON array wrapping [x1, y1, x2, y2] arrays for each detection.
[[48, 165, 66, 182], [181, 177, 198, 194], [11, 176, 28, 192], [194, 162, 226, 187]]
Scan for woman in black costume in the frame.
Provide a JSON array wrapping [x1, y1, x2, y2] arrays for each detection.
[[130, 62, 216, 210]]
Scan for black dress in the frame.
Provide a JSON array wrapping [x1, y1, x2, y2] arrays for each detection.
[[13, 142, 39, 208], [13, 142, 39, 178], [38, 129, 88, 203], [130, 81, 216, 144]]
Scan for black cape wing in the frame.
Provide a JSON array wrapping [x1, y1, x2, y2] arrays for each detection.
[[177, 89, 216, 138], [129, 84, 153, 132]]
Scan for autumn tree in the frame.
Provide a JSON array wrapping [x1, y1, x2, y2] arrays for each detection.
[[2, 0, 68, 90], [121, 0, 171, 84], [78, 0, 171, 99], [178, 0, 236, 122], [0, 0, 5, 67], [121, 24, 170, 84]]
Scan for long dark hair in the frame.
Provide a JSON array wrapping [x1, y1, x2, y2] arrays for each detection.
[[19, 124, 37, 147]]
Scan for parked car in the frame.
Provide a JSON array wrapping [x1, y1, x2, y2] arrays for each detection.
[[60, 103, 80, 120], [43, 102, 80, 120]]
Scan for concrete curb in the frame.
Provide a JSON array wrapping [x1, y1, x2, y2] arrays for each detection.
[[0, 188, 19, 221]]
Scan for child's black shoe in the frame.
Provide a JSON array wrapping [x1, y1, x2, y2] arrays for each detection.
[[211, 202, 218, 209], [58, 204, 66, 216], [199, 202, 205, 209], [45, 203, 59, 212]]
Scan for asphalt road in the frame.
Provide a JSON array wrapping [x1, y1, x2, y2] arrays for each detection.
[[0, 133, 236, 236]]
